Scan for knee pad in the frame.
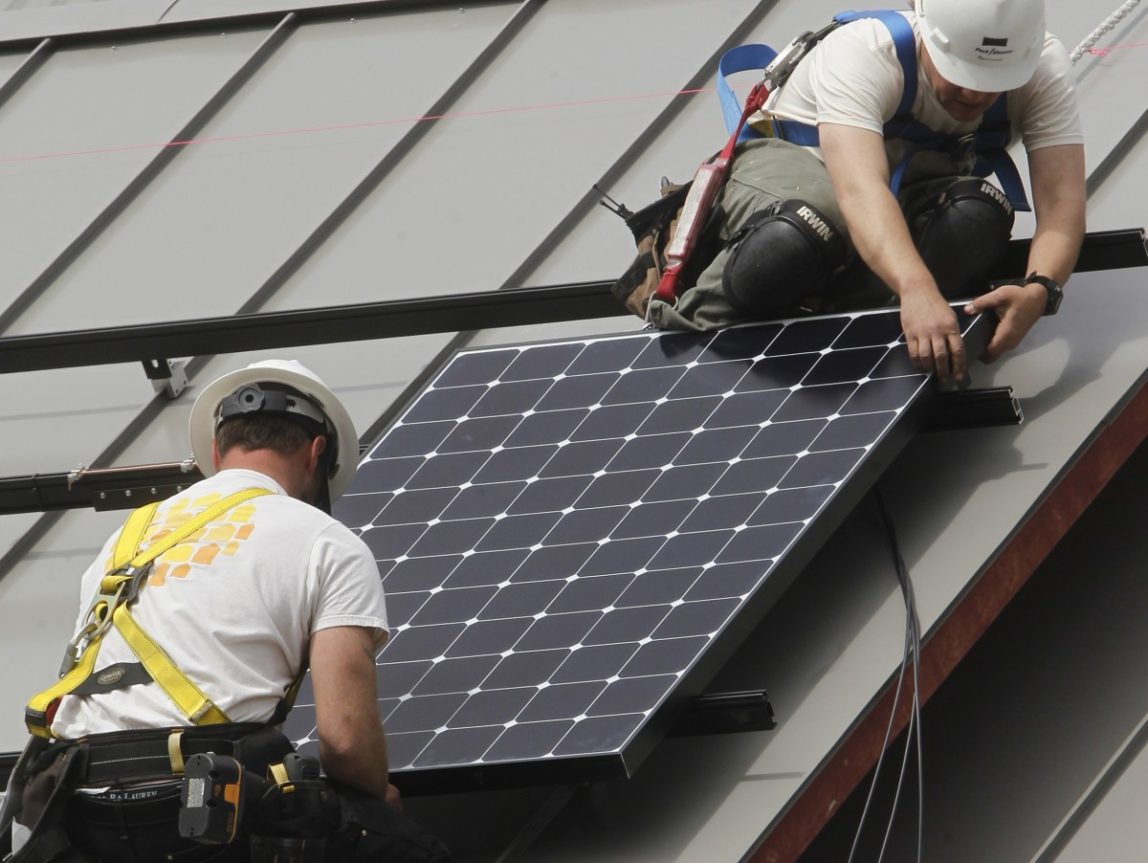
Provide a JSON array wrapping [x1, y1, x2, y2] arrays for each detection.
[[913, 179, 1015, 298], [722, 200, 848, 317]]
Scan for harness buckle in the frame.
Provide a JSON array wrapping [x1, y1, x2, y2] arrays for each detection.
[[59, 573, 138, 676], [122, 562, 154, 603], [59, 621, 100, 677]]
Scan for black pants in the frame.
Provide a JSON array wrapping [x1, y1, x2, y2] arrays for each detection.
[[61, 782, 450, 863]]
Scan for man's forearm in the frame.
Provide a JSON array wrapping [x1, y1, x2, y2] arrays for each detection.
[[1025, 214, 1084, 286], [320, 723, 390, 800], [1025, 143, 1086, 286], [819, 125, 940, 302], [840, 180, 938, 300], [310, 625, 392, 802]]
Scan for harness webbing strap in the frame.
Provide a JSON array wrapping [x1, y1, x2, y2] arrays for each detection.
[[835, 10, 917, 117], [718, 43, 779, 139], [25, 488, 273, 739], [111, 500, 161, 573], [111, 600, 231, 725]]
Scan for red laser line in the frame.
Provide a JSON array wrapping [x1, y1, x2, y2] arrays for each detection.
[[0, 86, 708, 166], [1089, 39, 1148, 57]]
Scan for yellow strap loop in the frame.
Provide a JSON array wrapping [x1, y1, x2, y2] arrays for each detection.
[[25, 639, 102, 739], [168, 730, 186, 774]]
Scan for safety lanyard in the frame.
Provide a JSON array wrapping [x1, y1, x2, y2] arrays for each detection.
[[25, 488, 273, 739], [653, 78, 773, 306]]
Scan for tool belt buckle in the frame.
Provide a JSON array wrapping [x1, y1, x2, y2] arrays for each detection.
[[950, 133, 977, 163]]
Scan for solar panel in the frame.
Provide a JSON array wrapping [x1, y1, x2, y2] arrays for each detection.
[[284, 305, 990, 792]]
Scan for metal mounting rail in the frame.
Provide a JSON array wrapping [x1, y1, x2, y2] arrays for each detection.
[[0, 230, 1143, 377], [0, 280, 622, 375]]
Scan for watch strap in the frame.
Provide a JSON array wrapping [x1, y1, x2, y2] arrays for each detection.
[[1024, 272, 1063, 316]]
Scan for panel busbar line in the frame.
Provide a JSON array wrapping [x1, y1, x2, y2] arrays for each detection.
[[284, 306, 990, 793]]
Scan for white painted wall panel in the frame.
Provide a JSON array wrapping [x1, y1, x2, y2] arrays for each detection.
[[0, 366, 158, 475], [269, 0, 762, 310], [0, 50, 28, 89], [1073, 9, 1148, 180], [5, 7, 514, 334], [1089, 141, 1148, 231], [0, 28, 268, 328]]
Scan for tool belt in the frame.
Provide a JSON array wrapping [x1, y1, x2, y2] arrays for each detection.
[[608, 180, 727, 321], [78, 722, 291, 786], [1, 724, 296, 863]]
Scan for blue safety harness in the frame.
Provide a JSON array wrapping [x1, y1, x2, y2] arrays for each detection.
[[718, 10, 1031, 211]]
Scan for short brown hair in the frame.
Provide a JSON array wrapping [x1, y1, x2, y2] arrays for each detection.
[[215, 414, 315, 459]]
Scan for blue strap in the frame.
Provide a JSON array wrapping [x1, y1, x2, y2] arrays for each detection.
[[835, 10, 917, 117], [717, 43, 777, 141], [763, 11, 918, 148]]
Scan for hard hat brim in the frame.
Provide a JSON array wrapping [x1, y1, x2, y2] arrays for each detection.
[[921, 34, 1042, 93], [189, 364, 359, 502]]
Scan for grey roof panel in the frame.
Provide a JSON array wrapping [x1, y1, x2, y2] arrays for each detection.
[[268, 0, 763, 309], [0, 366, 158, 475], [0, 27, 271, 334], [6, 7, 517, 333]]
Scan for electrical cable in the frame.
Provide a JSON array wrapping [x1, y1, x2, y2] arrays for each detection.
[[876, 486, 925, 863], [847, 488, 924, 863], [845, 538, 914, 859]]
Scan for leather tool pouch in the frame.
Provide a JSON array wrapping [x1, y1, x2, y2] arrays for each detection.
[[610, 181, 725, 320], [8, 742, 89, 863]]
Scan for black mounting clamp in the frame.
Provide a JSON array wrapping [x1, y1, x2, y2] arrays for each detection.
[[670, 689, 777, 737], [926, 386, 1023, 431]]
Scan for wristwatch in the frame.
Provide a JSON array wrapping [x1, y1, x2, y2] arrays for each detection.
[[1024, 272, 1063, 316]]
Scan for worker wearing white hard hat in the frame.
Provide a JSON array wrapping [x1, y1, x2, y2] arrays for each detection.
[[640, 0, 1085, 387], [10, 360, 451, 862]]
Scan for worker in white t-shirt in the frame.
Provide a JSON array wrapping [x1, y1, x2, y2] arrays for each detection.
[[3, 361, 449, 862], [648, 0, 1085, 383]]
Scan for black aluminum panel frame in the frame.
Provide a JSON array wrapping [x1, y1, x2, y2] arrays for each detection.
[[358, 307, 995, 794]]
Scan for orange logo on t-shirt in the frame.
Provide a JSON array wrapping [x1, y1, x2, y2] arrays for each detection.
[[106, 493, 260, 587]]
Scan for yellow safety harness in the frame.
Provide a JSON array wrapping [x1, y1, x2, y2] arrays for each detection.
[[25, 488, 273, 739]]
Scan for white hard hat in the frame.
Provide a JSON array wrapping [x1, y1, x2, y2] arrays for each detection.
[[189, 360, 359, 501], [918, 0, 1045, 92]]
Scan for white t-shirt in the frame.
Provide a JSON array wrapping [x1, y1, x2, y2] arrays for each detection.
[[755, 11, 1084, 182], [51, 469, 388, 738]]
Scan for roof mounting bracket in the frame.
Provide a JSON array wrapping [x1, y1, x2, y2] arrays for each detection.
[[925, 386, 1023, 431], [142, 358, 188, 400], [670, 690, 777, 738]]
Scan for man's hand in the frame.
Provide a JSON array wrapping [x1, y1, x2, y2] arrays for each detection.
[[963, 281, 1047, 362], [900, 286, 965, 381], [386, 783, 403, 810]]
